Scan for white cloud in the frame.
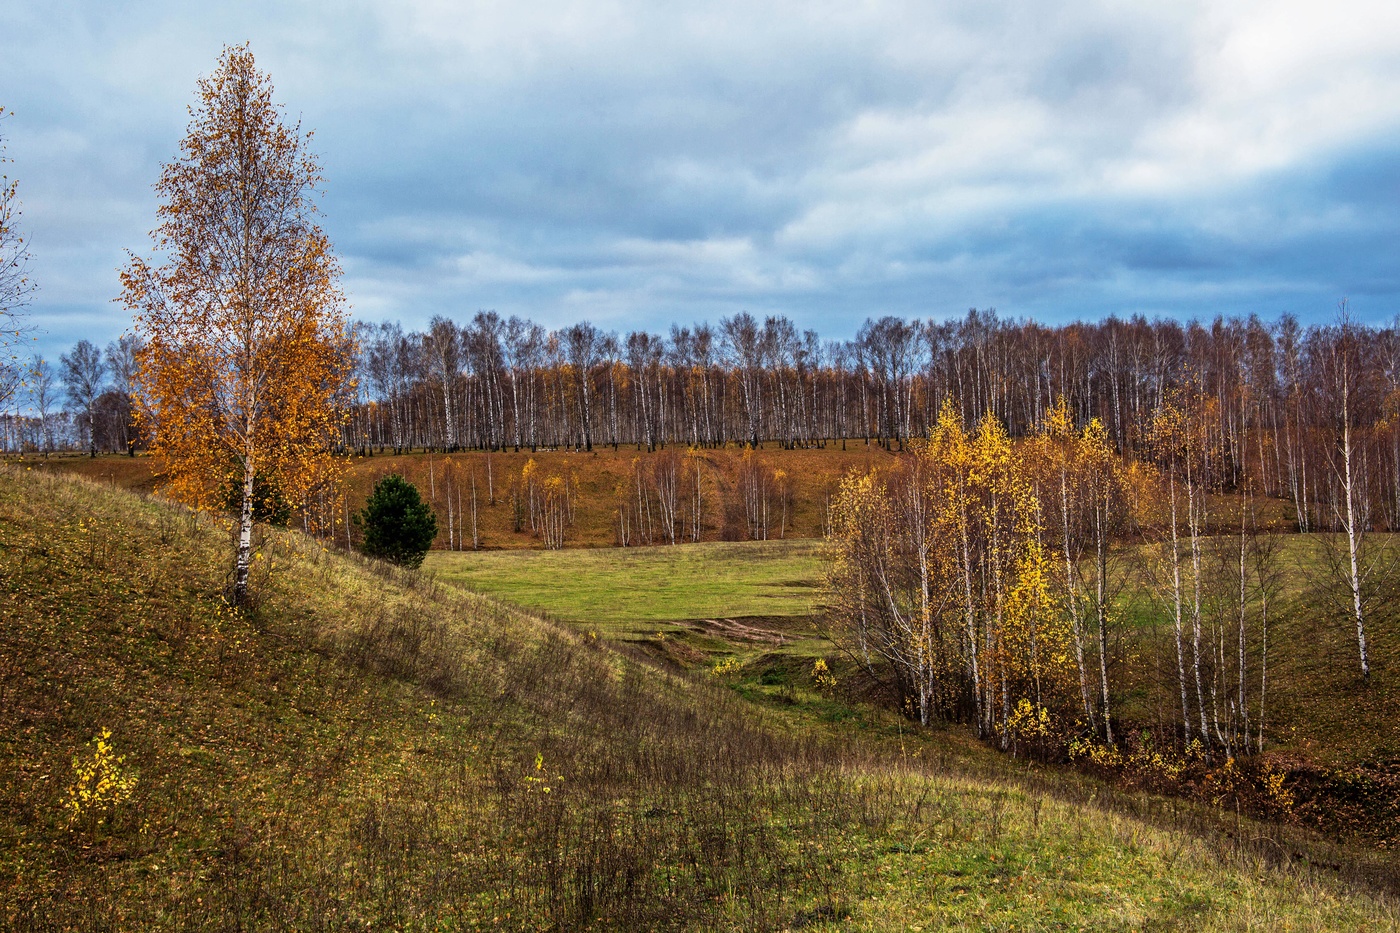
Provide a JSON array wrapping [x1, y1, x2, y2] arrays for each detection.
[[8, 0, 1400, 356]]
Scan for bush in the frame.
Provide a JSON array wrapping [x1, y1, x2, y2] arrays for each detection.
[[357, 474, 437, 567]]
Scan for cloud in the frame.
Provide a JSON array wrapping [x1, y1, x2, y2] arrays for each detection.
[[6, 0, 1400, 359]]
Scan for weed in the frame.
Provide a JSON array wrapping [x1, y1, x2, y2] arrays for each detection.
[[711, 656, 742, 677]]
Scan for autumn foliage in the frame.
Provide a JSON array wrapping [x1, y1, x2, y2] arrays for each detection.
[[120, 45, 350, 603], [826, 400, 1126, 755]]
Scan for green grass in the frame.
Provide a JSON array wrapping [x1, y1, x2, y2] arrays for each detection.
[[426, 537, 824, 625], [426, 539, 834, 677], [4, 466, 1399, 930], [1111, 533, 1400, 768], [433, 526, 1400, 851]]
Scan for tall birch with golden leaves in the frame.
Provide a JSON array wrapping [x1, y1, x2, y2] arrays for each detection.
[[121, 45, 350, 605]]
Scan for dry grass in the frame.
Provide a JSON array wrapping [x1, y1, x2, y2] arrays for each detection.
[[31, 444, 899, 549], [1, 464, 1397, 930]]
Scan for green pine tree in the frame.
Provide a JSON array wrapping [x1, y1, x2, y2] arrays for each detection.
[[357, 474, 437, 568]]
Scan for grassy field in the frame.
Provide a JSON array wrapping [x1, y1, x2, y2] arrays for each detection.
[[426, 538, 823, 624], [432, 529, 1400, 850], [427, 538, 834, 689], [4, 466, 1399, 929]]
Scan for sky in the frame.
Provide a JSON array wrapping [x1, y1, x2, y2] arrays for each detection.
[[4, 0, 1400, 359]]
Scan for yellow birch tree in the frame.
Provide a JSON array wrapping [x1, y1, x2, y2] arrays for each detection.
[[826, 400, 1079, 751], [120, 45, 350, 605]]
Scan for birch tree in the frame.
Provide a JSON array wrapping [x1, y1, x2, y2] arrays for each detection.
[[60, 339, 105, 458], [121, 45, 350, 606], [826, 401, 1077, 749], [1318, 307, 1380, 679], [27, 355, 56, 455], [0, 107, 35, 406]]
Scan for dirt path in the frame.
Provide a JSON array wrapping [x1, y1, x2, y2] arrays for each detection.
[[685, 617, 791, 644]]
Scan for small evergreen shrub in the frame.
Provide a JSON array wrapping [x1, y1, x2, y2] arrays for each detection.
[[357, 474, 437, 567]]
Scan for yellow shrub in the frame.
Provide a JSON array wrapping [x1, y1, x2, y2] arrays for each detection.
[[1262, 766, 1295, 814], [1005, 698, 1053, 742], [1068, 736, 1123, 769], [63, 729, 138, 827]]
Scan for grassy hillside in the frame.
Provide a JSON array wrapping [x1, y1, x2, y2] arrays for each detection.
[[1116, 534, 1400, 764], [1106, 533, 1400, 848], [2, 466, 1398, 930], [435, 535, 1400, 847]]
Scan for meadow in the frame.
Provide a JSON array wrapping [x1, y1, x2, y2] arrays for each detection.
[[5, 465, 1399, 929], [426, 538, 822, 625], [429, 529, 1400, 851]]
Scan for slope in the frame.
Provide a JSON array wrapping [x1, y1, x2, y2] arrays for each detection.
[[0, 465, 1395, 931]]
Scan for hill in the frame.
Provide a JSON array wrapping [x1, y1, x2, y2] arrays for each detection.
[[1, 465, 1397, 930], [35, 445, 1297, 556], [428, 533, 1400, 851], [34, 445, 903, 549]]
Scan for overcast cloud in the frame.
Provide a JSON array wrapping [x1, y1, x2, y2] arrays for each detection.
[[4, 0, 1400, 356]]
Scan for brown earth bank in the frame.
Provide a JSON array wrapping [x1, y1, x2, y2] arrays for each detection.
[[21, 444, 1293, 552], [23, 445, 902, 549]]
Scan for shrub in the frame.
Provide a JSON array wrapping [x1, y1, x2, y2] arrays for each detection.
[[1002, 698, 1061, 760], [357, 474, 437, 568], [64, 729, 138, 828], [711, 656, 742, 677]]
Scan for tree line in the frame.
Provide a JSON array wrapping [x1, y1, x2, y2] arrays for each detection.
[[341, 308, 1400, 537], [342, 305, 1400, 535], [0, 337, 143, 457], [16, 306, 1399, 529]]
